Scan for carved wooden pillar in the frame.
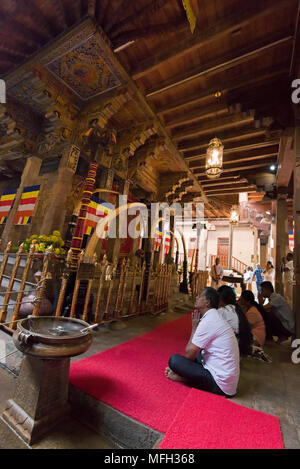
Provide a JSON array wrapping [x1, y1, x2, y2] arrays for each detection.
[[2, 156, 42, 246], [294, 124, 300, 339], [70, 161, 98, 270], [275, 192, 289, 295]]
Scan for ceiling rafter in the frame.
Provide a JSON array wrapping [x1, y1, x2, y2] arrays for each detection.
[[108, 0, 174, 35], [145, 33, 292, 97], [172, 111, 255, 141], [156, 66, 289, 115], [130, 0, 293, 80]]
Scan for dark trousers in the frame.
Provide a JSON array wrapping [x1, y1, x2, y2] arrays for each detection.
[[169, 353, 228, 397], [262, 307, 292, 339]]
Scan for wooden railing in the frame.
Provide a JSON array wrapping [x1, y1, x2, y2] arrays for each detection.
[[0, 241, 175, 333], [191, 270, 209, 298], [232, 257, 248, 274], [210, 254, 248, 274]]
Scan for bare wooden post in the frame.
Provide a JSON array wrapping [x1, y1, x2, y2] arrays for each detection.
[[55, 249, 73, 318], [82, 254, 98, 322], [105, 259, 118, 321], [128, 259, 138, 315], [32, 245, 54, 317], [0, 241, 12, 289], [0, 243, 25, 323], [137, 261, 146, 314], [10, 244, 35, 328], [119, 259, 130, 316], [94, 255, 108, 324], [114, 258, 126, 316], [70, 250, 85, 319]]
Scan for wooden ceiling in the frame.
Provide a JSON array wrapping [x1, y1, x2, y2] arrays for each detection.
[[0, 0, 298, 218]]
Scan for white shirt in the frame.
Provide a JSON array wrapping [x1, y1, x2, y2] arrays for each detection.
[[218, 305, 239, 335], [269, 292, 295, 334], [283, 260, 294, 284], [192, 308, 240, 396], [243, 271, 253, 283], [210, 264, 224, 282]]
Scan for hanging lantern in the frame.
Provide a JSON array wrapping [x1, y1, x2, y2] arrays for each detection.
[[230, 205, 240, 225], [205, 137, 223, 179]]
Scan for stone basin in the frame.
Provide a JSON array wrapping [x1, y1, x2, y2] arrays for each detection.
[[1, 316, 94, 447], [13, 316, 93, 359]]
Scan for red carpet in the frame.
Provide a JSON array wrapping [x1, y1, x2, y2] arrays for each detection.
[[70, 314, 284, 448], [70, 315, 192, 433], [159, 389, 284, 449]]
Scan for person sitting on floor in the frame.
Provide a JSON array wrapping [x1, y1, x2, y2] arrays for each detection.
[[258, 281, 295, 343], [218, 286, 252, 357], [165, 287, 240, 397], [238, 290, 266, 347]]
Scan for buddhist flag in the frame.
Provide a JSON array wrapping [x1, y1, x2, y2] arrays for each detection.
[[289, 221, 294, 251], [14, 185, 40, 225], [154, 229, 162, 252], [164, 232, 171, 255], [0, 188, 17, 224], [84, 195, 114, 237], [182, 0, 197, 33]]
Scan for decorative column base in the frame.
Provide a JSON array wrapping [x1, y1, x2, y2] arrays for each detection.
[[0, 356, 70, 446]]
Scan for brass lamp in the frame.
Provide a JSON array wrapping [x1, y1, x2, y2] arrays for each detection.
[[205, 137, 223, 179], [230, 205, 240, 225]]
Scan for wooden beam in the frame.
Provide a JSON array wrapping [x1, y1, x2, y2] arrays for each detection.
[[108, 0, 174, 35], [189, 146, 279, 169], [195, 160, 277, 177], [202, 179, 248, 188], [199, 175, 243, 184], [178, 128, 267, 152], [165, 102, 233, 128], [112, 20, 186, 49], [207, 190, 258, 196], [205, 184, 256, 193], [185, 138, 281, 162], [131, 0, 292, 80], [146, 34, 292, 97], [276, 128, 295, 188], [156, 66, 289, 114], [172, 111, 255, 141]]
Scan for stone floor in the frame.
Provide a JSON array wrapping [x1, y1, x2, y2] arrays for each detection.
[[0, 293, 299, 449]]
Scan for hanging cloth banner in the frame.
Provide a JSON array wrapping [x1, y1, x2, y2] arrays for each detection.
[[154, 229, 162, 252], [14, 185, 40, 225], [84, 195, 114, 238], [182, 0, 197, 34], [164, 231, 171, 255], [0, 188, 17, 224], [289, 220, 294, 251]]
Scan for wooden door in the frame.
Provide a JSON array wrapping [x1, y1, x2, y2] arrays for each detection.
[[217, 238, 229, 268]]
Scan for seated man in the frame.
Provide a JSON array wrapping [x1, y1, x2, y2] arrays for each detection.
[[259, 281, 295, 343], [165, 287, 240, 397]]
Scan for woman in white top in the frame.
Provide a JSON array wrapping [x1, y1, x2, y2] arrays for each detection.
[[243, 266, 253, 291], [263, 261, 275, 287], [218, 286, 252, 356]]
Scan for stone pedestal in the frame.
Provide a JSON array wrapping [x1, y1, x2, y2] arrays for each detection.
[[1, 355, 70, 446]]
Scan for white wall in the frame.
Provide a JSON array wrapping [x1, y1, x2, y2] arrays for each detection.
[[206, 224, 256, 267]]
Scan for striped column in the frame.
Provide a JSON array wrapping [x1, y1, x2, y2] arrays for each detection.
[[70, 161, 98, 270]]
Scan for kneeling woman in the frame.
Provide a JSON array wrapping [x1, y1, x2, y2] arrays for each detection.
[[165, 287, 240, 398]]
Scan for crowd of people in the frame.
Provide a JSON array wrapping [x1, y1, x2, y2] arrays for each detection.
[[166, 254, 295, 398]]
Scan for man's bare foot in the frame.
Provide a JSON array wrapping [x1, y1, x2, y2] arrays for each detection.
[[165, 366, 186, 383]]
